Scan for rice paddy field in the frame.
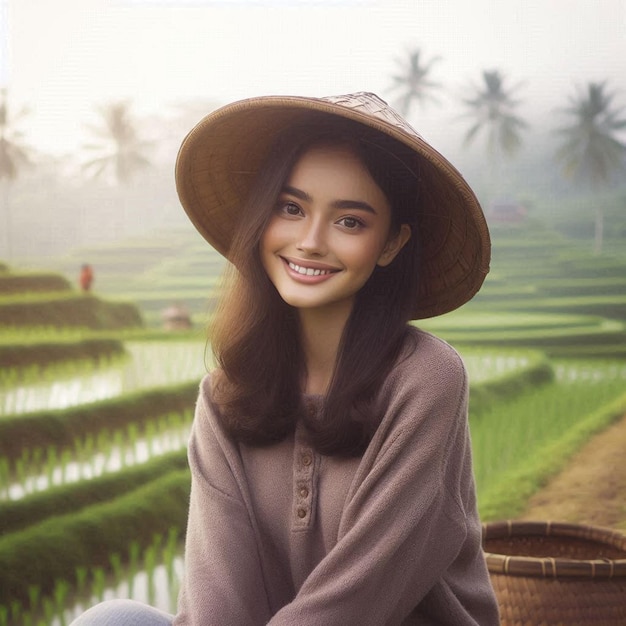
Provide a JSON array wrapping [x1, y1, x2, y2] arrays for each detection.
[[2, 216, 626, 625]]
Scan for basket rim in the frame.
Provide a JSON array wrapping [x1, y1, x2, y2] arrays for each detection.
[[482, 520, 626, 579]]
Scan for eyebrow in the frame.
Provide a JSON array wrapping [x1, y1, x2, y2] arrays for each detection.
[[281, 185, 378, 215]]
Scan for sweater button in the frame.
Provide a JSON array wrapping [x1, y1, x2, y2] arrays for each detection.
[[297, 508, 307, 519], [301, 452, 312, 467], [299, 487, 309, 498]]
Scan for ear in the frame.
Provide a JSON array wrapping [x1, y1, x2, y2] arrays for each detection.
[[377, 224, 411, 267]]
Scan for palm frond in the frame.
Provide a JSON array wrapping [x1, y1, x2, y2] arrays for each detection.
[[554, 79, 626, 186], [385, 47, 443, 116], [460, 68, 527, 157], [81, 100, 153, 184]]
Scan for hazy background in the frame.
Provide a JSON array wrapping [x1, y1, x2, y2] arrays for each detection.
[[2, 0, 626, 260]]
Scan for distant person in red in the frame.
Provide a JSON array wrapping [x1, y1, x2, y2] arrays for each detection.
[[79, 264, 94, 292]]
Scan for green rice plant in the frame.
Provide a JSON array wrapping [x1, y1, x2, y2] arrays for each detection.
[[0, 380, 199, 464], [27, 585, 40, 618], [162, 527, 181, 610], [0, 292, 142, 331], [53, 580, 70, 626], [0, 341, 203, 415], [147, 421, 158, 456], [144, 541, 159, 607], [75, 567, 88, 596], [10, 601, 21, 625], [111, 430, 125, 466], [128, 540, 141, 598], [0, 458, 8, 497], [31, 447, 43, 474], [163, 527, 179, 585], [1, 354, 122, 390], [45, 447, 58, 489], [73, 433, 95, 476], [479, 389, 626, 522], [127, 423, 139, 460], [468, 358, 555, 418], [60, 449, 73, 484], [109, 553, 123, 584], [92, 568, 106, 603], [15, 458, 28, 493], [0, 338, 126, 376], [64, 531, 183, 618], [42, 597, 56, 626], [2, 409, 192, 506], [473, 360, 626, 520], [0, 449, 187, 534], [0, 468, 190, 607]]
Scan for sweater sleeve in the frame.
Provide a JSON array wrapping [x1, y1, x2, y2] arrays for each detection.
[[173, 377, 272, 626], [268, 335, 494, 625]]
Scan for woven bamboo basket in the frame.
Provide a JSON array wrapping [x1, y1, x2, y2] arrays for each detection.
[[482, 521, 626, 625]]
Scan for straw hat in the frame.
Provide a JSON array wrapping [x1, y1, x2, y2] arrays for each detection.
[[175, 92, 490, 319]]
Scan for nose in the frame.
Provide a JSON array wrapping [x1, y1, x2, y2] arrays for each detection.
[[297, 217, 327, 256]]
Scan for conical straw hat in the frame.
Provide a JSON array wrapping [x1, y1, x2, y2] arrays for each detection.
[[175, 91, 490, 319]]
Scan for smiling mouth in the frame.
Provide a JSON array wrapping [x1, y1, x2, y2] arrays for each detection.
[[286, 260, 339, 277]]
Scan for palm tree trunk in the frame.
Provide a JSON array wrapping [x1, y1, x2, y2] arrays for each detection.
[[594, 201, 604, 255]]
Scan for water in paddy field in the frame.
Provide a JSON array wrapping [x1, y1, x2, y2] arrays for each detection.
[[1, 420, 191, 501], [554, 361, 626, 383], [5, 345, 623, 417], [27, 553, 186, 626], [0, 341, 208, 416], [463, 354, 530, 383]]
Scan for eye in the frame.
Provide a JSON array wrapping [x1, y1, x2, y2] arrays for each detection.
[[337, 216, 364, 230], [279, 201, 303, 217]]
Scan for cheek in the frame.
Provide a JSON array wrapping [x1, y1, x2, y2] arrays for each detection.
[[346, 234, 389, 270]]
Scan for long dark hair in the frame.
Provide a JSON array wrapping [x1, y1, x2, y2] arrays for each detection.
[[210, 113, 421, 456]]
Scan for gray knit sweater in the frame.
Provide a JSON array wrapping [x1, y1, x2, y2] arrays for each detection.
[[174, 327, 500, 625]]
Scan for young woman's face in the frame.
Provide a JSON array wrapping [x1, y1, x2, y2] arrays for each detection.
[[261, 143, 409, 317]]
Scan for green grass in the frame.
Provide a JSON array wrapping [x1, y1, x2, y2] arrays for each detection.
[[0, 338, 127, 374], [0, 381, 199, 463], [0, 468, 191, 607], [0, 272, 72, 295], [472, 360, 626, 520], [422, 311, 604, 331], [0, 449, 188, 535], [0, 294, 143, 330], [421, 311, 626, 356], [478, 391, 626, 522]]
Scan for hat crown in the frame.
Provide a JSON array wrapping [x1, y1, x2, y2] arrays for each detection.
[[321, 92, 424, 143]]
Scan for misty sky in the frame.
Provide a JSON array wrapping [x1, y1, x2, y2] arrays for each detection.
[[3, 0, 626, 156]]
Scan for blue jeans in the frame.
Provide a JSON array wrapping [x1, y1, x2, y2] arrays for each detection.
[[69, 600, 174, 626]]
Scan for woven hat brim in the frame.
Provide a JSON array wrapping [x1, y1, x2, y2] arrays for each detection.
[[175, 95, 490, 319]]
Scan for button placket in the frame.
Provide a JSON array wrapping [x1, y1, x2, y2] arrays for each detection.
[[293, 420, 317, 530]]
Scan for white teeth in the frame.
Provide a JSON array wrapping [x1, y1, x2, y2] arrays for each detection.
[[288, 261, 333, 276]]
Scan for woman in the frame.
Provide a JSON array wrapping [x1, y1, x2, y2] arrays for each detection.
[[71, 92, 499, 625]]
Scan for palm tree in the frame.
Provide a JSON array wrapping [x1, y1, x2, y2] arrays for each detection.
[[81, 101, 154, 238], [461, 70, 527, 159], [460, 70, 527, 205], [0, 88, 33, 260], [555, 81, 626, 254], [387, 48, 442, 116], [82, 100, 152, 185]]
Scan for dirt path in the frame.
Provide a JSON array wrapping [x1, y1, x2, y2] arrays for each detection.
[[517, 413, 626, 531]]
